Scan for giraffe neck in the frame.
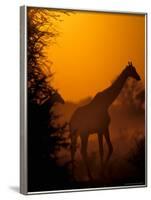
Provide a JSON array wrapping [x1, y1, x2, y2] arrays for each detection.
[[106, 70, 128, 106], [90, 69, 129, 109]]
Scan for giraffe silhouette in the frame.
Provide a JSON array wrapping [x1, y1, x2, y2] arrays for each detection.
[[69, 62, 141, 180]]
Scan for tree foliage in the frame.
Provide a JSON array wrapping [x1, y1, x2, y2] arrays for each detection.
[[27, 7, 62, 104], [27, 8, 71, 191]]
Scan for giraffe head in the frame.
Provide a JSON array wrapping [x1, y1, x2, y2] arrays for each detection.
[[125, 62, 141, 81]]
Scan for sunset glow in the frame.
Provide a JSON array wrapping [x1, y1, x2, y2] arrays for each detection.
[[46, 11, 145, 102]]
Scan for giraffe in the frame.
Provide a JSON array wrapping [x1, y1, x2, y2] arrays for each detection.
[[69, 62, 141, 179]]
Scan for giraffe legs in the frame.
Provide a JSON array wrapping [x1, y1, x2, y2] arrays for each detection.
[[98, 133, 104, 171], [71, 128, 113, 180], [81, 134, 93, 180], [104, 128, 113, 165], [71, 133, 77, 178]]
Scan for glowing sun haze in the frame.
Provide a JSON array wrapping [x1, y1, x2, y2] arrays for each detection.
[[46, 11, 145, 102]]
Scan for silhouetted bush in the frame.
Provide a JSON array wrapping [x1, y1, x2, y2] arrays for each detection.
[[128, 136, 145, 181]]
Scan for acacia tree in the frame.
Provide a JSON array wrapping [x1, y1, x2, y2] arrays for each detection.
[[27, 8, 71, 191], [27, 7, 60, 103]]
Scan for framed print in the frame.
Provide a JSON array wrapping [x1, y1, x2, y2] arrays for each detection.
[[20, 6, 147, 194]]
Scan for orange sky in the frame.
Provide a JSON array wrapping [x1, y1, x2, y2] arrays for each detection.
[[46, 11, 145, 102]]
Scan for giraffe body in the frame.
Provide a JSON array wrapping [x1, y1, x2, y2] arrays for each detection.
[[70, 97, 110, 135]]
